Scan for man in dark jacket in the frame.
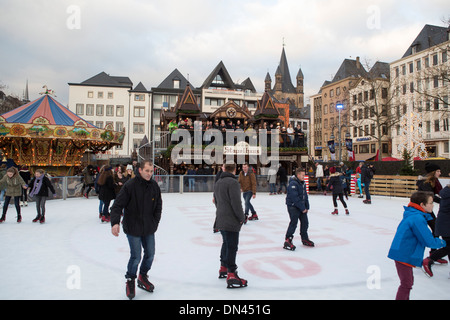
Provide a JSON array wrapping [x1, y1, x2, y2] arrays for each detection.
[[361, 162, 375, 204], [284, 167, 314, 250], [214, 163, 247, 289], [110, 160, 162, 300]]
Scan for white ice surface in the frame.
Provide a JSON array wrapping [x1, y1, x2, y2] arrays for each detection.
[[0, 192, 449, 300]]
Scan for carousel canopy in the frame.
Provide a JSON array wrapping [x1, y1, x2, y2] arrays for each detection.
[[0, 93, 124, 168], [0, 95, 97, 127]]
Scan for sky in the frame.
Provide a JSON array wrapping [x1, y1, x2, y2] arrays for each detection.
[[0, 0, 449, 106]]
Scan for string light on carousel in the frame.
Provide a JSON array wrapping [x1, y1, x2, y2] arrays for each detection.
[[0, 86, 124, 175]]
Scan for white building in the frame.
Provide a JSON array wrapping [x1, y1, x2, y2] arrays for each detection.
[[68, 72, 152, 158], [390, 24, 450, 159]]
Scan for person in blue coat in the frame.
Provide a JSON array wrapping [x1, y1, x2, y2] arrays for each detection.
[[284, 167, 314, 250], [388, 191, 446, 300]]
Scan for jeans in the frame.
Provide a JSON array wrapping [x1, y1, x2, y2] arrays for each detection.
[[125, 233, 155, 279], [35, 196, 47, 216], [269, 183, 276, 193], [188, 178, 195, 192], [102, 199, 111, 217], [278, 182, 287, 193], [286, 205, 309, 240], [316, 177, 323, 191], [220, 230, 239, 273], [364, 181, 371, 200], [395, 261, 413, 300], [242, 191, 256, 216]]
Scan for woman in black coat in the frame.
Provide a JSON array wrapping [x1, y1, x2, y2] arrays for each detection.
[[327, 167, 349, 215], [97, 167, 116, 223]]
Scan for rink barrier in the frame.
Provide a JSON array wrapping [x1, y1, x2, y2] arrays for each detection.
[[39, 174, 420, 201]]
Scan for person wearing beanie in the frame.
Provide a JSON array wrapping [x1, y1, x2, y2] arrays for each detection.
[[327, 166, 349, 215], [416, 162, 447, 264]]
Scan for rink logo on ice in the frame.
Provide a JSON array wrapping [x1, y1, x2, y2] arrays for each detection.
[[366, 265, 381, 290], [171, 122, 280, 168], [66, 265, 81, 290]]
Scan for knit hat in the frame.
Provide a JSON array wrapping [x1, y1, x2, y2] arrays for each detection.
[[425, 162, 440, 173], [329, 166, 336, 174]]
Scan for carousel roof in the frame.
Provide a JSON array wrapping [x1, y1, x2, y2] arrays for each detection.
[[0, 94, 97, 128]]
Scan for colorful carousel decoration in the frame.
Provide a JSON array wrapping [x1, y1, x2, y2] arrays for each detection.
[[0, 90, 124, 175]]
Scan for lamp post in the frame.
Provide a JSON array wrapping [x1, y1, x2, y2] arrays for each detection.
[[330, 103, 350, 163]]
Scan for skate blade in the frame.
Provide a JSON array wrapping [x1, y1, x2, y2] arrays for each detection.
[[283, 246, 296, 251], [227, 283, 248, 289], [219, 274, 227, 279], [137, 283, 154, 292]]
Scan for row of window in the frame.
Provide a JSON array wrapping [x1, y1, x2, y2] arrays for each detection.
[[75, 104, 146, 118], [394, 50, 448, 77], [86, 120, 146, 134], [86, 91, 146, 102]]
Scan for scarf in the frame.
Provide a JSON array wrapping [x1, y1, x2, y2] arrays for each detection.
[[29, 175, 44, 198]]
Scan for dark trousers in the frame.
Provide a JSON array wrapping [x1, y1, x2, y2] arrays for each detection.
[[332, 193, 347, 208], [285, 206, 309, 240], [242, 191, 256, 216], [364, 180, 371, 200], [220, 230, 239, 273], [3, 196, 20, 216], [35, 196, 48, 216], [395, 261, 413, 300], [430, 236, 450, 262]]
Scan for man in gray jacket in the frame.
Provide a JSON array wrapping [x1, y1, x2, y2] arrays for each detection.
[[214, 163, 248, 289]]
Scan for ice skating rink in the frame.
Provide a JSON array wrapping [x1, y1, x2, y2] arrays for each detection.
[[0, 192, 449, 301]]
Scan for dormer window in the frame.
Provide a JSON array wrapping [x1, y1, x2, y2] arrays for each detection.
[[173, 79, 180, 89]]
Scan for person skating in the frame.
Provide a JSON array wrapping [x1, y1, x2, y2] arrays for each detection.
[[422, 185, 450, 277], [388, 191, 446, 300], [19, 166, 31, 206], [97, 166, 116, 223], [238, 163, 258, 222], [327, 167, 349, 215], [28, 169, 56, 223], [284, 167, 314, 250], [110, 160, 162, 300], [0, 167, 27, 223], [416, 162, 447, 265], [82, 165, 95, 198], [214, 163, 247, 289], [361, 162, 375, 204]]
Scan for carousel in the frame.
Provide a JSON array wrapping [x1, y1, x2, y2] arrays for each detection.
[[0, 90, 124, 175]]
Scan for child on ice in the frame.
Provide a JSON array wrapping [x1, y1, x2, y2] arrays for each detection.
[[388, 191, 446, 300]]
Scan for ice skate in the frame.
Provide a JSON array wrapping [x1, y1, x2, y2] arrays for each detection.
[[248, 213, 259, 221], [137, 274, 154, 292], [434, 258, 448, 265], [219, 266, 227, 279], [331, 209, 338, 215], [302, 239, 315, 247], [126, 278, 135, 300], [226, 272, 247, 289], [0, 214, 5, 223], [39, 215, 45, 224], [422, 257, 434, 277], [345, 208, 349, 215], [32, 214, 41, 223], [363, 199, 371, 204], [17, 214, 22, 223], [283, 237, 296, 251]]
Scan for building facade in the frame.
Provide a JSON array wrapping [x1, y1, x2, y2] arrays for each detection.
[[390, 24, 450, 159]]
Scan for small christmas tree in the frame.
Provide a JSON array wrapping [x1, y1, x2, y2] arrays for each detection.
[[399, 149, 417, 176]]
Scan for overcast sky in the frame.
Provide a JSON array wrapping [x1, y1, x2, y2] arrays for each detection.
[[0, 0, 449, 106]]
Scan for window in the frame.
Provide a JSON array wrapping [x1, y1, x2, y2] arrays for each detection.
[[434, 120, 440, 132], [424, 57, 430, 68], [434, 76, 439, 88], [76, 104, 84, 115], [135, 94, 145, 101], [416, 59, 421, 71], [98, 92, 103, 99], [106, 105, 114, 116], [173, 79, 180, 89], [96, 104, 104, 116], [107, 92, 114, 99], [116, 105, 124, 117], [409, 63, 413, 73], [443, 50, 448, 63], [359, 144, 369, 153], [134, 106, 145, 117], [95, 121, 104, 129], [433, 54, 438, 66], [443, 118, 449, 132], [371, 144, 376, 154], [87, 91, 93, 98], [116, 122, 124, 132], [86, 104, 94, 116], [434, 98, 439, 110], [133, 123, 145, 134]]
